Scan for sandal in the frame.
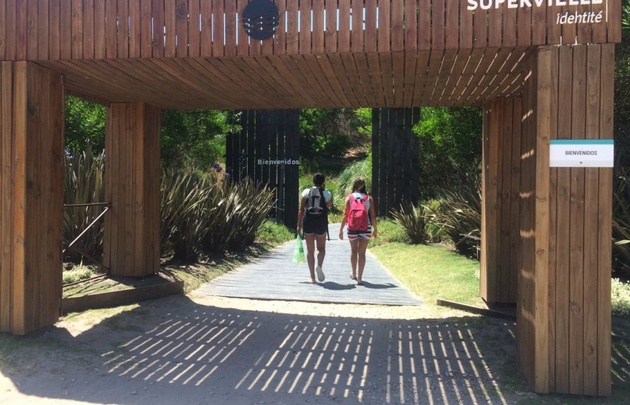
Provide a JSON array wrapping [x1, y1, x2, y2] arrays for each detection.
[[350, 274, 357, 280], [357, 280, 364, 286]]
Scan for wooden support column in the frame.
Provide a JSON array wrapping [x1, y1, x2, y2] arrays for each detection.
[[518, 44, 613, 396], [104, 103, 161, 277], [481, 98, 522, 305], [0, 62, 64, 335]]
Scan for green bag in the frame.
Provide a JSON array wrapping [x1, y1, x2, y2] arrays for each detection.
[[292, 234, 305, 263]]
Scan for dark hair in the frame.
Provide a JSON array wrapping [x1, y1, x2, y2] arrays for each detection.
[[351, 178, 367, 194], [313, 173, 325, 186]]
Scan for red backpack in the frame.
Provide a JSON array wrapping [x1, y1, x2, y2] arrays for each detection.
[[347, 194, 369, 231]]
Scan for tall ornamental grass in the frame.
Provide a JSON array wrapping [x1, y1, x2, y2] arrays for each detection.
[[161, 170, 275, 261], [613, 169, 630, 278], [432, 174, 482, 259], [63, 149, 105, 264]]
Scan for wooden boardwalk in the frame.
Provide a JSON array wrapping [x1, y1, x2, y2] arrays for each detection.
[[197, 224, 424, 306]]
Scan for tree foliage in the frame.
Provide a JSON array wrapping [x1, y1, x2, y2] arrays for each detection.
[[65, 96, 106, 153], [161, 110, 237, 170], [414, 107, 483, 199], [616, 29, 630, 169], [299, 108, 371, 163]]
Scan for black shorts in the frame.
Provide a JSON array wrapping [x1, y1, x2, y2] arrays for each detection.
[[302, 217, 328, 235]]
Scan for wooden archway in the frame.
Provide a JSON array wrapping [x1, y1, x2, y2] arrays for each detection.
[[0, 0, 621, 397]]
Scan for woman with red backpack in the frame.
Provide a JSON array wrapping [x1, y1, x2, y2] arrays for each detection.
[[338, 178, 378, 285]]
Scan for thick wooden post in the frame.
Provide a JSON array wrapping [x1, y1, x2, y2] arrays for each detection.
[[104, 103, 161, 277], [0, 62, 65, 335], [518, 44, 613, 396]]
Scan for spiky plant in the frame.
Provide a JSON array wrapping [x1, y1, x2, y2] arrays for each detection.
[[201, 179, 275, 252], [63, 149, 106, 264], [160, 170, 217, 261], [391, 202, 440, 245], [613, 169, 630, 278], [432, 173, 482, 259]]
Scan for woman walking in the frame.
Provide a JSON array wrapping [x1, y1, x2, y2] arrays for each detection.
[[338, 178, 377, 285]]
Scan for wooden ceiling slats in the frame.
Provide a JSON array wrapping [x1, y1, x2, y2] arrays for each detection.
[[379, 52, 396, 107], [391, 51, 406, 106], [338, 54, 368, 107]]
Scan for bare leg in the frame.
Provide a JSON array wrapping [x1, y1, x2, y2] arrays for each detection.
[[304, 233, 316, 283], [315, 233, 327, 267], [350, 239, 359, 279], [356, 239, 369, 283]]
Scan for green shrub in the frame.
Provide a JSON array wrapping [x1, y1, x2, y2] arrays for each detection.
[[612, 278, 630, 318], [391, 202, 440, 245], [432, 173, 482, 259], [334, 158, 372, 199], [256, 220, 295, 246], [160, 170, 215, 261], [62, 265, 96, 284], [201, 179, 275, 252], [63, 149, 105, 264], [613, 169, 630, 278]]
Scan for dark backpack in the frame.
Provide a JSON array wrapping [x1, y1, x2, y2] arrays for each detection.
[[305, 187, 327, 216], [347, 194, 369, 231]]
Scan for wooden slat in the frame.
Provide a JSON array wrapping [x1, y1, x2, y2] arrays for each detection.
[[338, 0, 351, 53], [175, 0, 188, 57], [499, 98, 513, 302], [128, 0, 141, 58], [11, 62, 27, 334], [224, 0, 236, 57], [517, 2, 531, 47], [200, 0, 211, 56], [364, 0, 377, 52], [444, 0, 459, 49], [597, 43, 614, 397], [569, 45, 586, 394], [70, 0, 83, 59], [211, 0, 224, 56], [15, 0, 26, 60], [139, 0, 153, 58], [534, 47, 551, 393], [377, 0, 390, 52], [488, 5, 502, 48], [37, 0, 50, 60], [325, 0, 337, 52], [117, 0, 129, 58], [472, 5, 487, 48], [352, 0, 364, 52], [286, 0, 299, 55], [390, 0, 404, 52], [0, 63, 13, 332], [379, 52, 395, 106], [299, 0, 312, 54], [188, 0, 201, 57], [502, 4, 517, 46], [104, 0, 117, 58], [82, 0, 95, 59], [0, 1, 5, 59], [430, 0, 444, 49], [311, 0, 325, 53], [508, 97, 522, 301], [94, 0, 106, 59], [582, 44, 601, 396]]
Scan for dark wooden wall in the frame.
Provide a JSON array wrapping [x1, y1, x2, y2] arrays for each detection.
[[372, 108, 421, 216], [227, 110, 300, 231], [0, 61, 64, 335], [104, 103, 162, 277]]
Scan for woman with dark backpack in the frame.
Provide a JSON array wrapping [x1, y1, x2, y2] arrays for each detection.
[[297, 173, 332, 283], [338, 178, 378, 285]]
